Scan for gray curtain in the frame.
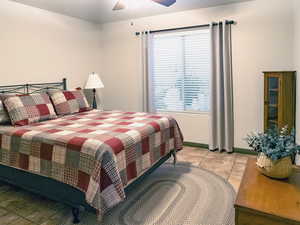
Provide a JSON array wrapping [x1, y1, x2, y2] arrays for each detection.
[[141, 31, 155, 113], [209, 21, 234, 153]]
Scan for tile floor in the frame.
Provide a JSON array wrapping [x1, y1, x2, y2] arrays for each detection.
[[176, 146, 255, 192], [0, 147, 255, 225]]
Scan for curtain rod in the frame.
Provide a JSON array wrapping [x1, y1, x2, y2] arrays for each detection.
[[135, 20, 235, 36]]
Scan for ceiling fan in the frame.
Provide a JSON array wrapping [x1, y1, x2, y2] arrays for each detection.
[[113, 0, 176, 10]]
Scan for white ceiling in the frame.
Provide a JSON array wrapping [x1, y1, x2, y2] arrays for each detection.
[[10, 0, 251, 24]]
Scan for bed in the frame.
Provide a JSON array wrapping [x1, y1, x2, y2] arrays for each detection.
[[0, 79, 183, 224]]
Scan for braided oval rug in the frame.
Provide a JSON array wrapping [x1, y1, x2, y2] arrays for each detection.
[[61, 163, 235, 225]]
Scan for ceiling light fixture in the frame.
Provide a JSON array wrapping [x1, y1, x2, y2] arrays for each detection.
[[112, 0, 176, 11]]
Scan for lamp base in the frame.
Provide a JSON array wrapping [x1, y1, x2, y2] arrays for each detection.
[[92, 89, 97, 109]]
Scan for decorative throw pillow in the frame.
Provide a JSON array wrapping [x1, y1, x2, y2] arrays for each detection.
[[0, 100, 10, 124], [3, 93, 57, 126], [49, 90, 90, 116]]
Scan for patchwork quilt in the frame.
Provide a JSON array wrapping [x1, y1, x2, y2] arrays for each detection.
[[0, 110, 183, 221]]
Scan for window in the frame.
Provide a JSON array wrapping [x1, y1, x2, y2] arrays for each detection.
[[151, 29, 210, 113]]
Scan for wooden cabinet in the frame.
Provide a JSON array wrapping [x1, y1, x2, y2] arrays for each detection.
[[264, 71, 296, 131], [235, 159, 300, 225]]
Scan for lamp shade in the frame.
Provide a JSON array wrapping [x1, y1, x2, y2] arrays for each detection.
[[85, 73, 104, 89]]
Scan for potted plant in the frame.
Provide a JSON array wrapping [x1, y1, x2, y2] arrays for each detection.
[[245, 126, 299, 179]]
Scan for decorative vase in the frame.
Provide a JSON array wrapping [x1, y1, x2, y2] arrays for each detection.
[[256, 153, 293, 179]]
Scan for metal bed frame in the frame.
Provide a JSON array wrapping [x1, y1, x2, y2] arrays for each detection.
[[0, 78, 67, 95], [0, 79, 173, 223]]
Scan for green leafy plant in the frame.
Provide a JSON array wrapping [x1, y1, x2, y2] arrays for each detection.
[[245, 126, 299, 161]]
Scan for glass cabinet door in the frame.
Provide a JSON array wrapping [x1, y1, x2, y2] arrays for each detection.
[[264, 71, 295, 132], [266, 76, 279, 129]]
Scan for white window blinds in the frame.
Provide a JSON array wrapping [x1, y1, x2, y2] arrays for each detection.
[[151, 29, 210, 113]]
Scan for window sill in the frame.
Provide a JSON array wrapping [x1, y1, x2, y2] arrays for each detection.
[[157, 110, 209, 115]]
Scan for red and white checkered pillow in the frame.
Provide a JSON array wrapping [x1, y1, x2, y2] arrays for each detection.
[[49, 90, 91, 116], [3, 93, 57, 126], [0, 100, 10, 125], [0, 94, 15, 125]]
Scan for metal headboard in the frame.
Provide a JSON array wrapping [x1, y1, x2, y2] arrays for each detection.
[[0, 78, 67, 94]]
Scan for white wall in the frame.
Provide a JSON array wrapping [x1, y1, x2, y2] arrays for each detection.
[[294, 0, 300, 144], [99, 0, 295, 148], [1, 0, 296, 148], [0, 0, 102, 90]]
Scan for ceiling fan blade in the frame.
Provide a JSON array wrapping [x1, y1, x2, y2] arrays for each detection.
[[113, 0, 126, 10], [151, 0, 176, 7]]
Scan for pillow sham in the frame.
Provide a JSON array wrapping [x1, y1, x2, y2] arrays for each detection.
[[4, 93, 57, 126], [49, 90, 90, 116], [0, 100, 10, 124]]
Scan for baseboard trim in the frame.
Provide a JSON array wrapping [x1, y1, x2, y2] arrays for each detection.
[[233, 147, 258, 156], [183, 142, 209, 149], [183, 142, 258, 156]]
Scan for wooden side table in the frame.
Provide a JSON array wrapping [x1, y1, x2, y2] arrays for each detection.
[[235, 158, 300, 225]]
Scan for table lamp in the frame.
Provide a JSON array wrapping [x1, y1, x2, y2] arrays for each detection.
[[85, 73, 104, 109]]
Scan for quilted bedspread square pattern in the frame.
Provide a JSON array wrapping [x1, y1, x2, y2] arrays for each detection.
[[0, 110, 183, 221]]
